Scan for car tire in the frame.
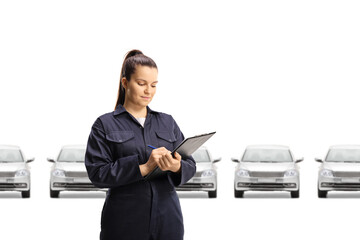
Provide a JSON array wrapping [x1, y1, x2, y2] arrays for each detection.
[[318, 188, 327, 198], [290, 190, 299, 198], [208, 190, 217, 198], [50, 189, 60, 198], [234, 189, 244, 198], [21, 190, 30, 198]]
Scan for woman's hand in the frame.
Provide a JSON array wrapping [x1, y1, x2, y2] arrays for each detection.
[[140, 147, 181, 176], [157, 149, 182, 173]]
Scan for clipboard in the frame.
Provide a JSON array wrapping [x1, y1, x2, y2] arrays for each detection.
[[144, 131, 216, 181]]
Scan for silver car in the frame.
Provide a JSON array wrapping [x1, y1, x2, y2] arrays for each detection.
[[47, 145, 105, 198], [0, 145, 34, 198], [175, 146, 221, 198], [232, 145, 303, 198], [316, 145, 360, 198]]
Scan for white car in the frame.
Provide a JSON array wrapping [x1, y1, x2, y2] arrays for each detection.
[[47, 145, 106, 198], [316, 145, 360, 198], [175, 146, 221, 198], [0, 145, 34, 198], [232, 145, 303, 198]]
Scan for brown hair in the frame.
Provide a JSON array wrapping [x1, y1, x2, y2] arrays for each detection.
[[114, 49, 158, 109]]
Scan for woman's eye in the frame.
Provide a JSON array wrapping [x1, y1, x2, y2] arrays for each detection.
[[138, 83, 145, 86], [151, 85, 156, 88]]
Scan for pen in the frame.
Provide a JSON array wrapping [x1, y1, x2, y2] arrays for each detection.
[[148, 144, 175, 157]]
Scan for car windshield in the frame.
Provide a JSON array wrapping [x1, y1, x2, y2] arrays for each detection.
[[326, 149, 360, 162], [58, 149, 85, 162], [192, 149, 211, 162], [242, 149, 293, 162], [0, 149, 24, 163]]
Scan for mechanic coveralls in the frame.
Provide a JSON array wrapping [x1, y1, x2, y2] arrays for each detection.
[[85, 104, 196, 240]]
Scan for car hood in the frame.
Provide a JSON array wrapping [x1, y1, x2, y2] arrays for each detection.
[[195, 162, 213, 172], [0, 162, 26, 172], [322, 162, 360, 171], [55, 162, 86, 172], [239, 162, 296, 172]]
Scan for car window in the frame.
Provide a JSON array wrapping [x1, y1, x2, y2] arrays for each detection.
[[0, 149, 24, 162], [326, 149, 360, 162], [192, 149, 211, 162], [58, 149, 86, 162], [242, 149, 293, 162]]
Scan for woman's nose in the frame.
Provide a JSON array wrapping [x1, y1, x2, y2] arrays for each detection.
[[144, 85, 150, 93]]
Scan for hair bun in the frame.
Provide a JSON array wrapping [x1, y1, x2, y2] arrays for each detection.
[[126, 49, 143, 59]]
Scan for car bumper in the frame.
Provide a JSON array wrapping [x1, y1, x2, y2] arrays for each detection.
[[0, 176, 30, 191], [50, 176, 103, 191], [319, 176, 360, 191], [176, 176, 217, 192], [235, 176, 299, 191]]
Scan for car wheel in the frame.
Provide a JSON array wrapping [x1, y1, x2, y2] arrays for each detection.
[[290, 190, 299, 198], [21, 190, 30, 198], [50, 189, 60, 198], [318, 188, 327, 198], [234, 189, 244, 198], [208, 190, 217, 198]]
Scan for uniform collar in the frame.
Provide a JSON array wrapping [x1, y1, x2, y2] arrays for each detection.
[[113, 104, 159, 116]]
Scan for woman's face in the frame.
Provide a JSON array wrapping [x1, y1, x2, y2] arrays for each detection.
[[123, 65, 158, 108]]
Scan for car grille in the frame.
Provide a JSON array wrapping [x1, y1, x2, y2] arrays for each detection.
[[65, 172, 89, 178], [0, 183, 27, 188], [322, 183, 360, 188], [238, 183, 297, 188], [176, 183, 214, 189], [333, 172, 360, 178], [0, 172, 15, 177], [250, 172, 284, 178], [53, 182, 97, 188]]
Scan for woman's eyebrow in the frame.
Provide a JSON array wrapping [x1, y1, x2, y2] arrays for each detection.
[[135, 79, 158, 84]]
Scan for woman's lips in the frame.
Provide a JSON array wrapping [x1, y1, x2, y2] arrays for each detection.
[[141, 96, 150, 100]]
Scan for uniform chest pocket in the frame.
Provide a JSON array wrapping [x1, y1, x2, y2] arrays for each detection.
[[155, 131, 177, 151], [105, 131, 136, 157]]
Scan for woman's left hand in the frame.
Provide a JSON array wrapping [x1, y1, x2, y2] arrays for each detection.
[[157, 150, 182, 173]]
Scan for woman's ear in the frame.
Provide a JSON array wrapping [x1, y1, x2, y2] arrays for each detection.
[[121, 77, 128, 90]]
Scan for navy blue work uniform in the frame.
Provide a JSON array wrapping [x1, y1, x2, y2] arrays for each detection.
[[85, 104, 196, 240]]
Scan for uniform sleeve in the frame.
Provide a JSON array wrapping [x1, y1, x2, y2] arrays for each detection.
[[85, 118, 144, 188], [167, 117, 196, 187]]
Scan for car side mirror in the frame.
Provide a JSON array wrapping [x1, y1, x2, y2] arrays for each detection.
[[295, 158, 304, 163], [26, 158, 35, 163], [315, 158, 323, 163], [47, 157, 55, 163], [213, 157, 222, 163], [231, 157, 240, 163]]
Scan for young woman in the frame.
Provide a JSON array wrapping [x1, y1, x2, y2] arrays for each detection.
[[85, 49, 196, 240]]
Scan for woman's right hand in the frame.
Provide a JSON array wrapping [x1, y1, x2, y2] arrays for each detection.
[[139, 147, 168, 176]]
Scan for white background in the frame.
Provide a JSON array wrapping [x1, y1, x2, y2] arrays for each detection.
[[1, 0, 360, 239]]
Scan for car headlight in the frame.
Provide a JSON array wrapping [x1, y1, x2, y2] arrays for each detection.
[[320, 169, 333, 177], [52, 169, 65, 177], [284, 169, 298, 177], [15, 169, 29, 177], [201, 170, 215, 177], [236, 169, 250, 177]]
